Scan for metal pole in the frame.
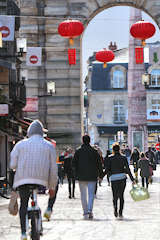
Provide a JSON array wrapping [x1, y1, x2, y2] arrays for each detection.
[[5, 135, 8, 180]]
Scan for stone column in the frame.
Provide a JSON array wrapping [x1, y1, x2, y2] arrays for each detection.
[[128, 7, 148, 152]]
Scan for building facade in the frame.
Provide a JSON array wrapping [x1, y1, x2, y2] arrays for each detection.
[[85, 42, 160, 155], [0, 0, 26, 177], [18, 0, 160, 152]]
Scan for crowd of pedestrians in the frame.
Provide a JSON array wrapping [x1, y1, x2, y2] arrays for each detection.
[[8, 119, 159, 240]]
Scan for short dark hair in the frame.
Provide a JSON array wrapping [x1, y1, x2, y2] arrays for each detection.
[[112, 143, 120, 153], [82, 135, 90, 144], [140, 152, 145, 158]]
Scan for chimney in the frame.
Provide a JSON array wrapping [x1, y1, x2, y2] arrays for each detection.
[[108, 41, 117, 51]]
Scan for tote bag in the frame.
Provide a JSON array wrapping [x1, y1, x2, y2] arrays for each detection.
[[130, 184, 150, 202]]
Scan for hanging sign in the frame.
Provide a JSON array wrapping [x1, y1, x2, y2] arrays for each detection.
[[0, 104, 8, 116], [149, 46, 160, 65], [68, 48, 76, 65], [26, 47, 42, 66], [135, 47, 144, 64], [0, 16, 15, 41], [23, 97, 38, 112]]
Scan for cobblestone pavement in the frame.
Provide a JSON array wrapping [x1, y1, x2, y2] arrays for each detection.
[[0, 166, 160, 240]]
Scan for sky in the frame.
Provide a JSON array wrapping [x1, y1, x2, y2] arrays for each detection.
[[82, 6, 160, 81]]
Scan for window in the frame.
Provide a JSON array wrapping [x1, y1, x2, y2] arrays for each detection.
[[151, 99, 160, 109], [113, 70, 125, 88], [150, 69, 160, 87], [113, 100, 125, 123]]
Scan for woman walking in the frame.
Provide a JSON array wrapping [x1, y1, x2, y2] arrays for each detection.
[[138, 152, 150, 189], [104, 150, 111, 186], [105, 143, 135, 219], [130, 147, 140, 182]]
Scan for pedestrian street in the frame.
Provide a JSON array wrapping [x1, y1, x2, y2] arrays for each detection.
[[0, 166, 160, 240]]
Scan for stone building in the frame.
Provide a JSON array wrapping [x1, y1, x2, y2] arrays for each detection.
[[0, 0, 26, 177], [85, 41, 160, 154], [17, 0, 160, 153]]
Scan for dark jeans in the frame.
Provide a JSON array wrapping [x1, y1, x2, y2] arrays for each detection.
[[111, 179, 126, 215], [141, 177, 149, 188], [47, 183, 59, 211], [18, 184, 40, 234], [67, 174, 75, 198]]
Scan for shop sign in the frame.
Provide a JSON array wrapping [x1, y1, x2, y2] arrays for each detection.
[[155, 143, 160, 151], [0, 104, 8, 116], [23, 98, 38, 112]]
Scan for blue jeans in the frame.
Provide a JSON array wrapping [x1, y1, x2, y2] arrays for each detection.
[[79, 181, 96, 215], [127, 156, 130, 165]]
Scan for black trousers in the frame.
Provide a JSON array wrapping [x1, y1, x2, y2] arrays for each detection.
[[111, 179, 126, 215], [48, 183, 59, 210], [141, 177, 149, 188], [18, 185, 35, 234], [67, 174, 75, 197]]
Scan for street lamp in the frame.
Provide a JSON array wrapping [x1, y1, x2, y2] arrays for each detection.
[[16, 38, 27, 57]]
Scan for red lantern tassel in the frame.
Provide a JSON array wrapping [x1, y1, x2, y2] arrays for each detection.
[[135, 47, 144, 64], [68, 48, 76, 65]]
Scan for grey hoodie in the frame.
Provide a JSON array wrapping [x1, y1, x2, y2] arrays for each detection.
[[27, 120, 44, 137]]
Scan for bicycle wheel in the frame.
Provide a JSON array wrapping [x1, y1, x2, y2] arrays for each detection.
[[31, 215, 40, 240]]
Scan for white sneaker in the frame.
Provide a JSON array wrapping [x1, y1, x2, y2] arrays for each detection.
[[21, 233, 27, 240], [44, 209, 52, 220]]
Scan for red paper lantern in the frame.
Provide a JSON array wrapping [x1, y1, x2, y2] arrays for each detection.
[[130, 20, 156, 46], [95, 49, 115, 68], [58, 20, 84, 45]]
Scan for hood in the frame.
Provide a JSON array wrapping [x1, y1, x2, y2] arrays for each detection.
[[27, 120, 44, 137]]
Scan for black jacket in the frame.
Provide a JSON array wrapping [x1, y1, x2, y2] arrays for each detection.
[[105, 153, 134, 182], [64, 154, 74, 178], [73, 144, 104, 181]]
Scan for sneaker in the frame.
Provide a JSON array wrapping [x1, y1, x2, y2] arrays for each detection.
[[43, 208, 52, 220], [88, 212, 93, 220], [21, 233, 27, 240]]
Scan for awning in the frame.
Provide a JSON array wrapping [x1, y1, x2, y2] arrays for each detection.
[[46, 137, 56, 147], [97, 125, 128, 135], [97, 124, 160, 135]]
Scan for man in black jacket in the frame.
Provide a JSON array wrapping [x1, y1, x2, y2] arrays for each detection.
[[73, 135, 103, 220]]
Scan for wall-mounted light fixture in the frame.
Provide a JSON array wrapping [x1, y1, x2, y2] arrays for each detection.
[[142, 73, 150, 88], [16, 38, 27, 57], [47, 81, 55, 95]]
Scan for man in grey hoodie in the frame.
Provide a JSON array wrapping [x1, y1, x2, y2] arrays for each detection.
[[10, 120, 58, 240]]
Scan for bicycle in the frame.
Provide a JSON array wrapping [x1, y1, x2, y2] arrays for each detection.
[[25, 185, 43, 240], [0, 177, 12, 199]]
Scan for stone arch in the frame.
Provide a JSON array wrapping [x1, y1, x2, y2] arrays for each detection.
[[81, 1, 160, 28], [20, 0, 160, 149]]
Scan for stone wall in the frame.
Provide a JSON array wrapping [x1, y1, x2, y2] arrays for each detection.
[[19, 0, 160, 151]]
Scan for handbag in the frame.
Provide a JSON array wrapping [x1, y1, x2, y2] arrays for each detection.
[[8, 191, 19, 216], [130, 184, 150, 202]]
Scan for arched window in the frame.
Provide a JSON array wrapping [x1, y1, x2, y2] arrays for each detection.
[[113, 70, 125, 88], [111, 65, 126, 89], [150, 69, 160, 87]]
